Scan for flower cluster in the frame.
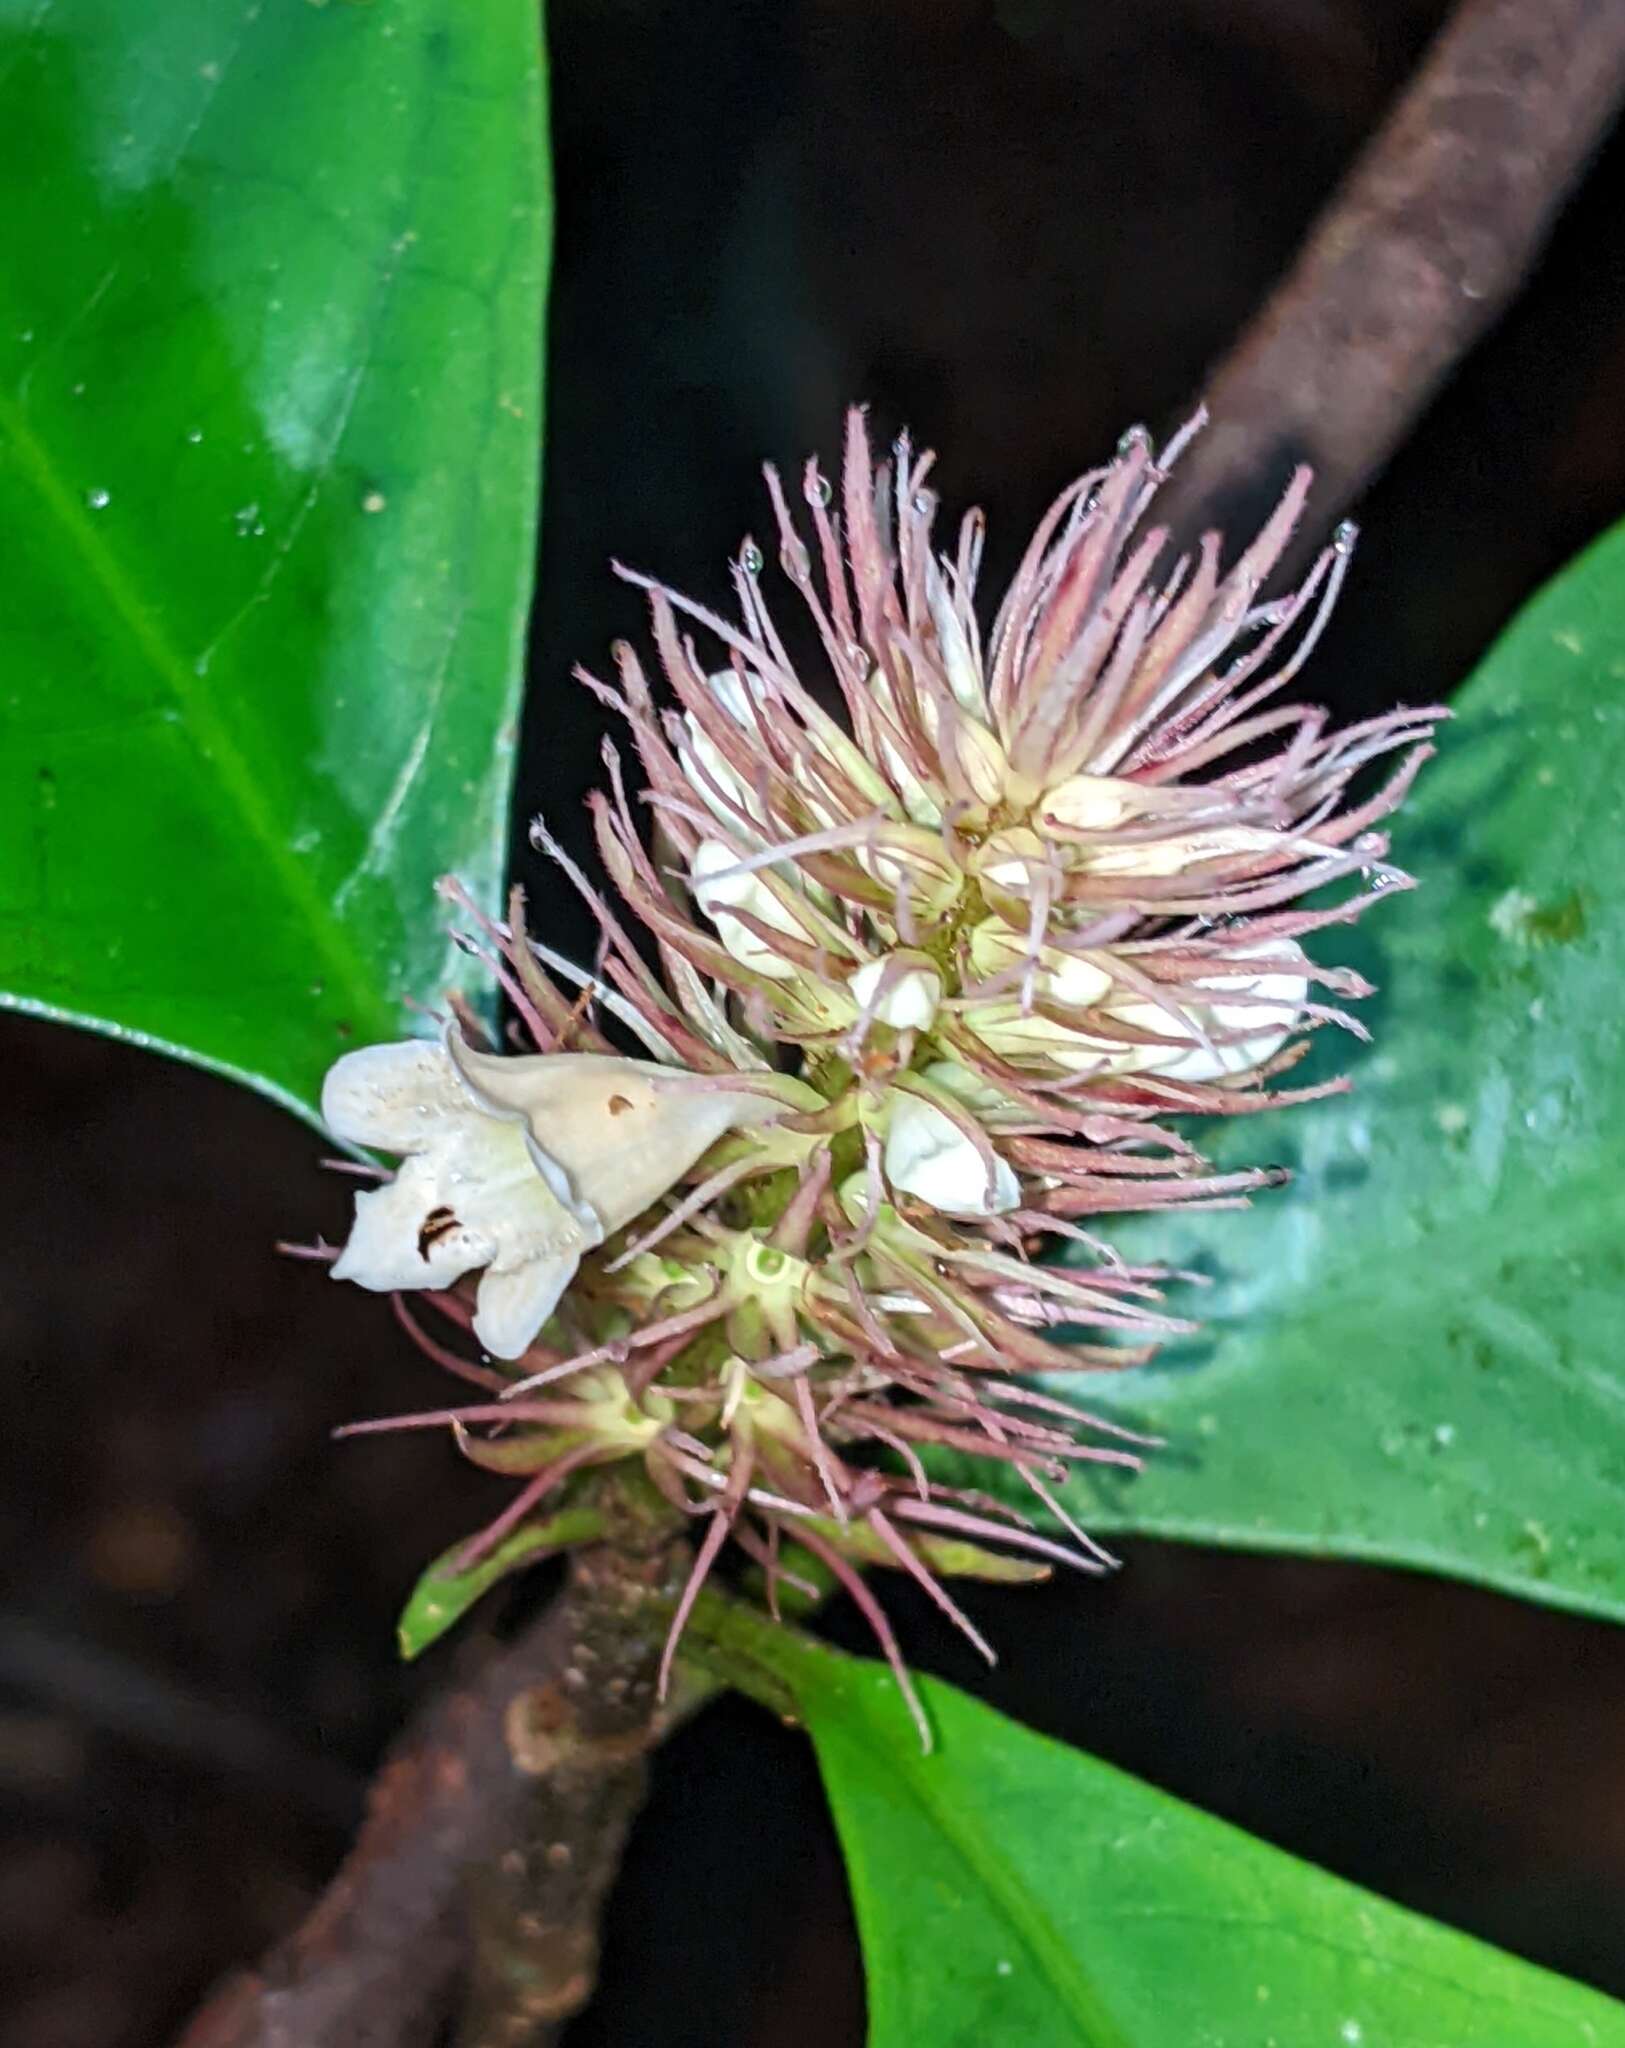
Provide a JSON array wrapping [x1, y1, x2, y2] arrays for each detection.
[[315, 411, 1439, 1730]]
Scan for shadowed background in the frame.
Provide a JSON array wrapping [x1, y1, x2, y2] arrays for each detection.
[[8, 2, 1625, 2042]]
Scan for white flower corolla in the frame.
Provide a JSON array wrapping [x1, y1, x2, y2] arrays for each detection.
[[917, 1057, 1018, 1122], [684, 670, 768, 830], [875, 725, 943, 828], [869, 652, 1008, 826], [1039, 773, 1278, 878], [322, 1030, 773, 1359], [847, 953, 942, 1031], [961, 944, 1307, 1082], [965, 920, 1113, 1009], [1085, 824, 1280, 880], [689, 839, 810, 979], [959, 1004, 1125, 1073], [1039, 773, 1141, 832], [852, 822, 963, 923], [883, 1093, 1020, 1218], [969, 826, 1054, 899], [941, 714, 1009, 809], [924, 558, 989, 718], [961, 920, 1117, 1069], [1107, 941, 1310, 1082]]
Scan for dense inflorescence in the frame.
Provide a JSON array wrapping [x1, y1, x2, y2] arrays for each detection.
[[316, 411, 1440, 1727]]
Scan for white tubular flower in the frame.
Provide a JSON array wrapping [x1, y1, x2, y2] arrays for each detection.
[[1085, 825, 1281, 880], [961, 921, 1116, 1069], [965, 920, 1113, 1009], [959, 1004, 1125, 1074], [684, 670, 768, 830], [689, 839, 808, 979], [1109, 942, 1311, 1082], [1038, 773, 1139, 832], [323, 1030, 771, 1359], [942, 714, 1009, 809], [848, 952, 942, 1031], [883, 1093, 1020, 1218], [1040, 773, 1278, 878]]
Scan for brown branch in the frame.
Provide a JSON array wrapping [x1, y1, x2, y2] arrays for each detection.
[[175, 1531, 694, 2048], [1153, 0, 1625, 562]]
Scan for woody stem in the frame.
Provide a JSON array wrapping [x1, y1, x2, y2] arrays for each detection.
[[174, 1511, 699, 2048]]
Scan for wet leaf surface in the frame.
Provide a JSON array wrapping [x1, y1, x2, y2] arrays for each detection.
[[0, 0, 548, 1122]]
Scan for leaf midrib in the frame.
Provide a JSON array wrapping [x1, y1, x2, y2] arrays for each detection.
[[827, 1687, 1135, 2048]]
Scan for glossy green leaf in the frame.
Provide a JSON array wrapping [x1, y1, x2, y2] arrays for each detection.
[[734, 1621, 1625, 2048], [397, 1506, 603, 1660], [965, 520, 1625, 1621], [0, 0, 549, 1123]]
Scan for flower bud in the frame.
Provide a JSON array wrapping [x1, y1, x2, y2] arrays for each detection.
[[690, 839, 808, 979], [883, 1093, 1020, 1218], [848, 952, 943, 1031]]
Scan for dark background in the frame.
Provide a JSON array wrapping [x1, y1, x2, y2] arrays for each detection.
[[10, 3, 1625, 2043]]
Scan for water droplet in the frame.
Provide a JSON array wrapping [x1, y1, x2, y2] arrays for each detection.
[[804, 472, 832, 508], [844, 640, 871, 676], [1341, 2024, 1363, 2046], [361, 490, 387, 514], [911, 489, 936, 517], [1333, 518, 1359, 556], [740, 541, 763, 576], [185, 427, 203, 445], [233, 502, 265, 537], [1082, 487, 1102, 515], [71, 382, 85, 398], [1432, 1423, 1456, 1449], [1117, 424, 1151, 458], [779, 538, 810, 581], [84, 486, 110, 510]]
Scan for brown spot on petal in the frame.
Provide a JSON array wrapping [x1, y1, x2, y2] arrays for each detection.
[[417, 1206, 460, 1261], [607, 1094, 633, 1116]]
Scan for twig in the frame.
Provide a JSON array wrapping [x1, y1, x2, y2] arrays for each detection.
[[0, 1610, 360, 1829], [1153, 0, 1625, 562], [175, 1532, 697, 2048]]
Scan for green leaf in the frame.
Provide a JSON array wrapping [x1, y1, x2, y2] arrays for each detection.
[[953, 520, 1625, 1623], [742, 1624, 1625, 2048], [397, 1506, 602, 1660], [0, 0, 549, 1123]]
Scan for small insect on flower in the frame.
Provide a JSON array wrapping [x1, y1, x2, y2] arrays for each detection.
[[311, 410, 1441, 1742]]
